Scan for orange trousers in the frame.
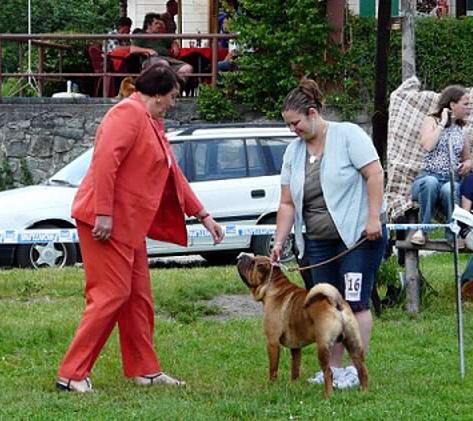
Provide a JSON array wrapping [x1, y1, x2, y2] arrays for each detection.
[[58, 221, 161, 380]]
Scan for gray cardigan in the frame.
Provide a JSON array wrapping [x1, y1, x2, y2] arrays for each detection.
[[280, 121, 385, 257]]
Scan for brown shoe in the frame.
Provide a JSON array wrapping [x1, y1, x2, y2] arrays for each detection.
[[56, 377, 94, 393], [134, 372, 186, 386], [410, 230, 426, 246]]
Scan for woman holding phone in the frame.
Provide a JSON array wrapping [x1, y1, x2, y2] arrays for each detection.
[[411, 85, 471, 245]]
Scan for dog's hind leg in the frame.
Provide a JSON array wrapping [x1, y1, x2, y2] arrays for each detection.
[[342, 335, 369, 390], [267, 342, 280, 381], [290, 348, 301, 381], [317, 345, 333, 399]]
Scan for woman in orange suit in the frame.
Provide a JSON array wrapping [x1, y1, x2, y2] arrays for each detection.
[[56, 64, 224, 392]]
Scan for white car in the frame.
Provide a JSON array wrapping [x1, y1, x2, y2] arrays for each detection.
[[0, 124, 296, 268]]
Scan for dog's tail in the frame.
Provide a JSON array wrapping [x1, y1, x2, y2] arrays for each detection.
[[304, 283, 345, 311]]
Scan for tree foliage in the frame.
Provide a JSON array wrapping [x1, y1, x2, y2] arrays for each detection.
[[229, 0, 332, 117], [0, 0, 119, 94], [227, 8, 473, 119]]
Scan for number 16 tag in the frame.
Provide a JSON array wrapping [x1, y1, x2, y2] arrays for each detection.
[[344, 272, 362, 302]]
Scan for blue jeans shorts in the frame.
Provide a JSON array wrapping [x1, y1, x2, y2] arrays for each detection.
[[304, 226, 388, 313]]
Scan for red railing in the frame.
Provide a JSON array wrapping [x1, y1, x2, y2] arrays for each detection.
[[0, 33, 236, 98]]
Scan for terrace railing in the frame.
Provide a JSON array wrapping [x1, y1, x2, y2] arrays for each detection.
[[0, 32, 236, 98]]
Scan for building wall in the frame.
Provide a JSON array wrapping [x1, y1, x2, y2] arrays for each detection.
[[348, 0, 400, 17]]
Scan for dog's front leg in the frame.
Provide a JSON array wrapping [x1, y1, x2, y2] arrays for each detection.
[[267, 342, 280, 381], [290, 348, 301, 380]]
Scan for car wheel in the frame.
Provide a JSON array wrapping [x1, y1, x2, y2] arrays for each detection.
[[16, 224, 78, 269], [251, 217, 295, 262], [201, 251, 239, 265]]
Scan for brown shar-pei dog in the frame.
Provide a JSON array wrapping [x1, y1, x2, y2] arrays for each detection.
[[236, 253, 368, 398]]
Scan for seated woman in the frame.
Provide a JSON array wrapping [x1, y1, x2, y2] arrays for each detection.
[[410, 85, 471, 245]]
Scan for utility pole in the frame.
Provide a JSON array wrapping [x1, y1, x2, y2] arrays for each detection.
[[401, 0, 420, 314], [401, 0, 416, 80], [372, 0, 392, 165]]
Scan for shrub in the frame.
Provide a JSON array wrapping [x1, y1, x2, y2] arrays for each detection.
[[196, 84, 239, 122], [20, 159, 34, 186], [0, 159, 15, 191]]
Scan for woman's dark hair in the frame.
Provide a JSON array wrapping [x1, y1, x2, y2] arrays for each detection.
[[282, 78, 324, 115], [432, 84, 467, 127], [135, 63, 180, 96]]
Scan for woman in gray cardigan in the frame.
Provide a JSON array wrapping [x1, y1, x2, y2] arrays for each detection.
[[271, 78, 387, 389]]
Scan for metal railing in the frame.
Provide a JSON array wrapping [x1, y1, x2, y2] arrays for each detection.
[[0, 32, 236, 98]]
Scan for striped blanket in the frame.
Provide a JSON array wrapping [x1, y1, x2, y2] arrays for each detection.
[[385, 76, 473, 222]]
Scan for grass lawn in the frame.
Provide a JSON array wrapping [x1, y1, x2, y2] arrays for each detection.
[[1, 254, 473, 420]]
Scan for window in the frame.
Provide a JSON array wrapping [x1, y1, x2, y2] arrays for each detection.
[[191, 139, 247, 181], [49, 148, 93, 186], [259, 137, 291, 174], [246, 139, 266, 177], [171, 142, 185, 170]]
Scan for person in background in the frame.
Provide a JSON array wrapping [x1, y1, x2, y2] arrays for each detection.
[[56, 64, 224, 393], [270, 78, 387, 390], [103, 16, 156, 57], [436, 0, 449, 17], [410, 85, 471, 245], [133, 13, 192, 80], [161, 0, 178, 34], [217, 39, 238, 75], [218, 13, 230, 48]]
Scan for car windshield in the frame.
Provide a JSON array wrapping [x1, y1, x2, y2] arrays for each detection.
[[46, 148, 93, 187]]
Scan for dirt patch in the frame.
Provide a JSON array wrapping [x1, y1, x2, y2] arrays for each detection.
[[202, 294, 263, 321]]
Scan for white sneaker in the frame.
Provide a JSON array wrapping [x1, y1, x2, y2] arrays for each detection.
[[307, 367, 344, 385], [134, 372, 186, 386], [334, 366, 360, 389], [56, 377, 94, 393]]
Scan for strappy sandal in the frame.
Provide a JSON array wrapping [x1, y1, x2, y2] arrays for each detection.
[[134, 372, 186, 386], [56, 377, 94, 393]]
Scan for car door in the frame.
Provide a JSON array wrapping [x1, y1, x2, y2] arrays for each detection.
[[187, 137, 279, 249]]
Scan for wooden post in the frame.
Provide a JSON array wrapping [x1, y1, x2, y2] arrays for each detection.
[[401, 0, 420, 313], [372, 0, 391, 166], [38, 46, 44, 96], [326, 0, 345, 45], [0, 39, 3, 102], [19, 44, 24, 96], [178, 0, 183, 47], [405, 247, 420, 313], [401, 0, 416, 80], [211, 37, 218, 87], [119, 0, 127, 18], [208, 0, 218, 34]]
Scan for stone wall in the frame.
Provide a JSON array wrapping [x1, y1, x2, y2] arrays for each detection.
[[0, 97, 371, 186]]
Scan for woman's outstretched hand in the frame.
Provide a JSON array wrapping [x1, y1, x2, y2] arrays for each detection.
[[202, 216, 225, 245]]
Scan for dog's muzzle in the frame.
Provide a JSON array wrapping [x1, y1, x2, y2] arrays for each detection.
[[236, 253, 253, 286]]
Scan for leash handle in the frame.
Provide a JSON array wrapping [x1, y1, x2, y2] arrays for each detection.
[[288, 236, 368, 273]]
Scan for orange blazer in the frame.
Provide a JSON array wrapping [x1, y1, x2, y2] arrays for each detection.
[[72, 93, 203, 248]]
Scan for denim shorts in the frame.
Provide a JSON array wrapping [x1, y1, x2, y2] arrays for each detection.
[[304, 226, 388, 313]]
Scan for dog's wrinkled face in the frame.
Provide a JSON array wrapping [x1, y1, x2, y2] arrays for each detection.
[[237, 253, 273, 289]]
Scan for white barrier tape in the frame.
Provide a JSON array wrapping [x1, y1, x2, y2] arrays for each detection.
[[387, 223, 452, 231], [0, 222, 457, 245]]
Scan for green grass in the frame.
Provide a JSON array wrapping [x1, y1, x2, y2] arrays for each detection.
[[1, 255, 473, 420]]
